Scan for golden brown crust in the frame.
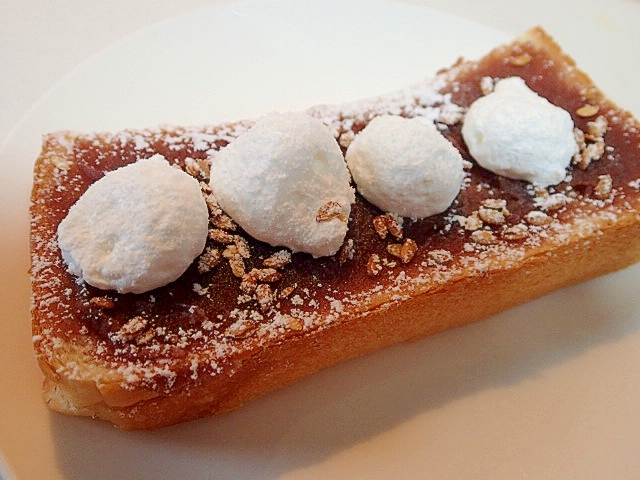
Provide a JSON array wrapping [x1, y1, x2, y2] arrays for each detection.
[[38, 209, 640, 430], [30, 27, 640, 429]]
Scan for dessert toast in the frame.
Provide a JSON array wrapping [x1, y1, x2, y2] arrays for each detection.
[[30, 27, 640, 429]]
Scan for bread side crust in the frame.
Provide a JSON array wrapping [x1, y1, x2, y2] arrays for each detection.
[[38, 209, 640, 429], [30, 27, 640, 429]]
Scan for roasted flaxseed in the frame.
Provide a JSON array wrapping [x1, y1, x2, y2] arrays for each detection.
[[209, 228, 235, 244], [197, 247, 221, 274], [316, 201, 346, 222], [471, 230, 496, 245], [255, 284, 275, 312], [113, 316, 148, 343], [509, 53, 532, 66], [576, 104, 599, 118], [89, 296, 116, 309], [367, 254, 383, 276], [263, 250, 292, 269], [502, 223, 529, 240], [594, 174, 613, 200], [525, 210, 553, 226], [225, 320, 257, 339]]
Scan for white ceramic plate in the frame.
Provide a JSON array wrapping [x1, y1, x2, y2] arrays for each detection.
[[2, 1, 640, 478]]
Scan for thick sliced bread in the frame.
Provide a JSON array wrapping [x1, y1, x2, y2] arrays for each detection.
[[30, 27, 640, 429]]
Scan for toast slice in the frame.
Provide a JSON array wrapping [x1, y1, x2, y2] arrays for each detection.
[[30, 27, 640, 430]]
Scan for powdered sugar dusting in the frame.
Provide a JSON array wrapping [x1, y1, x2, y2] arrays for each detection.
[[30, 45, 640, 410]]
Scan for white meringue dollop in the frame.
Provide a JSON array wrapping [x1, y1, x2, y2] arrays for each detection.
[[461, 76, 577, 186], [57, 154, 209, 294], [345, 115, 464, 218], [209, 112, 355, 258]]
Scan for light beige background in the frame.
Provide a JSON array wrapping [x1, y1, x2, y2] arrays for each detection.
[[2, 0, 639, 144], [1, 1, 639, 479]]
